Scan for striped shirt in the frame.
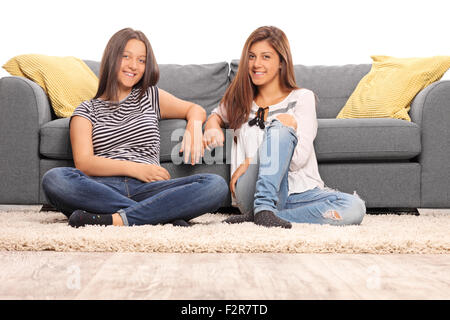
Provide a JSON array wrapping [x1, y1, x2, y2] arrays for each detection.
[[71, 86, 161, 165]]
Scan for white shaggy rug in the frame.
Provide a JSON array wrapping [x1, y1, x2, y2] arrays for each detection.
[[0, 208, 449, 254]]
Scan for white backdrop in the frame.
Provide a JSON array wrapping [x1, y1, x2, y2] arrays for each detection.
[[1, 0, 449, 78]]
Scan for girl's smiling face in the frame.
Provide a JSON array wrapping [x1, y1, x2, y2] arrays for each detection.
[[248, 40, 281, 89], [117, 39, 147, 97]]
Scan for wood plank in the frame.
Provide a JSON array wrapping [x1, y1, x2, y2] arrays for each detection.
[[0, 252, 449, 299]]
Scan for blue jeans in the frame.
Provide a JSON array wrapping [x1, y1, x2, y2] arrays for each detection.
[[42, 168, 228, 226], [235, 119, 366, 226]]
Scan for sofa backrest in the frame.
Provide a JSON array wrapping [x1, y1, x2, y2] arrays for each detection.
[[84, 60, 101, 77], [230, 60, 371, 119], [85, 59, 371, 119], [83, 60, 229, 115]]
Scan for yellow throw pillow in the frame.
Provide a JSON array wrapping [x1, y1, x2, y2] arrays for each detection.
[[336, 55, 450, 121], [2, 54, 98, 118]]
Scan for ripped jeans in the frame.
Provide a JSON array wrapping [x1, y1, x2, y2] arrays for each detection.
[[234, 119, 366, 225]]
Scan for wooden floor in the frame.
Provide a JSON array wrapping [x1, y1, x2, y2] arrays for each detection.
[[1, 206, 449, 300], [0, 251, 449, 300]]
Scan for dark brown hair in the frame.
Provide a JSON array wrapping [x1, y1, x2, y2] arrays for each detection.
[[94, 28, 159, 102], [222, 26, 299, 129]]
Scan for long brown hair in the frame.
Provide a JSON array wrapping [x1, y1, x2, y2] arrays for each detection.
[[94, 28, 159, 103], [222, 26, 299, 129]]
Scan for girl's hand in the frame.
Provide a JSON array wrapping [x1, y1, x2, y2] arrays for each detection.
[[130, 163, 171, 182], [230, 158, 252, 198], [158, 89, 206, 166], [180, 120, 204, 165], [203, 127, 225, 151]]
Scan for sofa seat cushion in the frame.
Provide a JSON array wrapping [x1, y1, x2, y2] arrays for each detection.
[[315, 118, 421, 161], [40, 118, 193, 162], [40, 118, 421, 162], [40, 118, 72, 159], [159, 119, 187, 162]]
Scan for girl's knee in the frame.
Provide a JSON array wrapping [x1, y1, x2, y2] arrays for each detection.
[[42, 167, 64, 188], [347, 195, 366, 225], [42, 167, 77, 196], [268, 118, 298, 143], [204, 174, 228, 197], [324, 193, 365, 225], [275, 114, 297, 130]]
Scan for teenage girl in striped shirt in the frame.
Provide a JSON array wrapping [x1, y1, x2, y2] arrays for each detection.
[[42, 28, 228, 228]]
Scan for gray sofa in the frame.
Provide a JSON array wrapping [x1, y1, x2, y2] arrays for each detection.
[[1, 59, 449, 209]]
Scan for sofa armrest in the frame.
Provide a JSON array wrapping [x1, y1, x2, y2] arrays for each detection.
[[410, 80, 450, 207], [0, 76, 53, 204]]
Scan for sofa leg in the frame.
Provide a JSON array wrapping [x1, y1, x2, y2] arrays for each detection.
[[40, 204, 59, 212], [366, 208, 419, 216], [215, 206, 241, 214]]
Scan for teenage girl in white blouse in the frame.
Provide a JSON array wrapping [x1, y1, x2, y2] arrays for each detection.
[[204, 26, 366, 228]]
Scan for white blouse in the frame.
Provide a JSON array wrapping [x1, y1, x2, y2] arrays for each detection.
[[211, 88, 325, 203]]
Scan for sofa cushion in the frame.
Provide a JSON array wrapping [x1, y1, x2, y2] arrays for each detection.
[[3, 54, 98, 118], [337, 55, 450, 121], [294, 64, 371, 118], [230, 60, 371, 119], [84, 60, 230, 116], [83, 60, 100, 77], [40, 118, 190, 162], [157, 62, 229, 115], [315, 118, 421, 161], [40, 118, 72, 159], [40, 118, 207, 163], [159, 119, 187, 162], [40, 117, 421, 162]]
